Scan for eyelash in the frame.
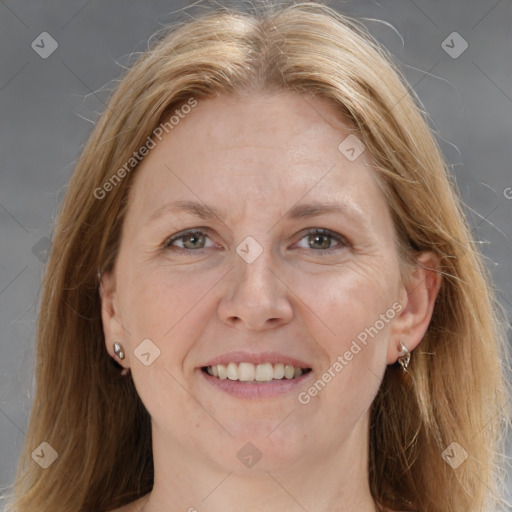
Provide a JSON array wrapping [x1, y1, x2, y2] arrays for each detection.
[[162, 227, 350, 255]]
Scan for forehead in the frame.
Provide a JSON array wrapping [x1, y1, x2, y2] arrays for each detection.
[[127, 91, 388, 224]]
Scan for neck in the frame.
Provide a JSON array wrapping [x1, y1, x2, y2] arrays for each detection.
[[141, 413, 379, 512]]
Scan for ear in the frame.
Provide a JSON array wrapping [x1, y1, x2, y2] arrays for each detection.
[[387, 252, 442, 365], [99, 271, 129, 369]]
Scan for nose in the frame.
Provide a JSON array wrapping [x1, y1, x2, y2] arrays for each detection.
[[217, 248, 293, 331]]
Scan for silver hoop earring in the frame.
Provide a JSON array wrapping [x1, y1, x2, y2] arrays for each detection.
[[397, 340, 410, 371], [113, 342, 125, 360]]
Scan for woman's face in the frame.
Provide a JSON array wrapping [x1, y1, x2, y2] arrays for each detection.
[[102, 91, 411, 474]]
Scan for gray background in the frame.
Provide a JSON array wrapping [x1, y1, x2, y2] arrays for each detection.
[[1, 0, 511, 505]]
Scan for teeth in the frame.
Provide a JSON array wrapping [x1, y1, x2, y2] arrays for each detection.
[[238, 362, 255, 381], [255, 363, 273, 381], [205, 362, 308, 382], [226, 362, 239, 380], [217, 364, 228, 380], [273, 363, 285, 379]]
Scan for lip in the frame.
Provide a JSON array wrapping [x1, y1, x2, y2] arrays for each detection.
[[200, 367, 313, 399], [201, 350, 311, 369]]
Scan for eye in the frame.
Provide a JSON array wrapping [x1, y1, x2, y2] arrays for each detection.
[[164, 229, 214, 251], [295, 228, 348, 253], [163, 227, 349, 254]]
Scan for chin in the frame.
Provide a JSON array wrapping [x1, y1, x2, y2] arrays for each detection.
[[204, 422, 315, 473]]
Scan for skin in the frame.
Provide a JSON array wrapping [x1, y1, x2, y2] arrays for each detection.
[[101, 91, 441, 512]]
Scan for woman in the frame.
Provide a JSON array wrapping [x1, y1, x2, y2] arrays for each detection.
[[4, 2, 509, 511]]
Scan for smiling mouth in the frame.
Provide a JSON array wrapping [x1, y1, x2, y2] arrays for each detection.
[[202, 362, 312, 382]]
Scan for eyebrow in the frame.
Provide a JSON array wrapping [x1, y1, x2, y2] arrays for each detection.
[[147, 200, 367, 226], [148, 200, 228, 224]]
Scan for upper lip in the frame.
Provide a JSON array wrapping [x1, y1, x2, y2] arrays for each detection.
[[201, 351, 312, 369]]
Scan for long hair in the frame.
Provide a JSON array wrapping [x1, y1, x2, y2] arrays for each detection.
[[3, 2, 510, 511]]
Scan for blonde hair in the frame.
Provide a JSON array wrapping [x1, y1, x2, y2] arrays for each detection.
[[3, 2, 510, 511]]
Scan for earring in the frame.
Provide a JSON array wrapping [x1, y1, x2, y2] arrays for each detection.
[[113, 342, 125, 360], [397, 340, 410, 371], [113, 342, 130, 376]]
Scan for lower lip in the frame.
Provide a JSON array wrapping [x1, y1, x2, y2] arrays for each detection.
[[200, 369, 313, 399]]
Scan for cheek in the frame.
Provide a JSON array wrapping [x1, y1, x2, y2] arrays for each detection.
[[294, 260, 396, 351], [118, 272, 180, 340], [117, 260, 223, 357], [115, 262, 220, 430], [291, 263, 395, 414]]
